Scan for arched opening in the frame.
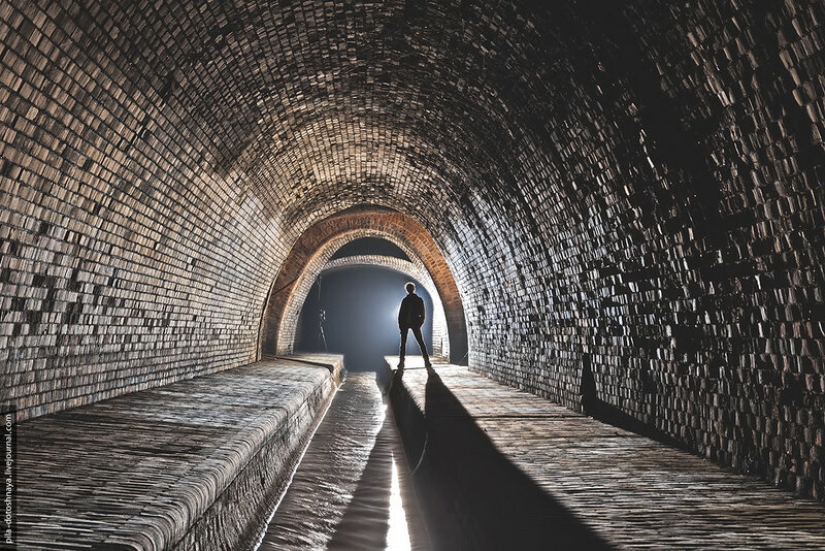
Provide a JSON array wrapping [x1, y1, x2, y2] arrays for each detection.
[[330, 237, 411, 261], [258, 207, 468, 364], [295, 265, 434, 372]]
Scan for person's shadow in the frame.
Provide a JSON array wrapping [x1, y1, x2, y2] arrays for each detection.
[[581, 360, 685, 451], [395, 368, 616, 551]]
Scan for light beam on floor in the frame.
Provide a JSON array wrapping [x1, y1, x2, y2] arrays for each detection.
[[386, 451, 412, 551]]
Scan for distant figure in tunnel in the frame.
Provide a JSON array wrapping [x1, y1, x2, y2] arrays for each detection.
[[397, 282, 431, 369]]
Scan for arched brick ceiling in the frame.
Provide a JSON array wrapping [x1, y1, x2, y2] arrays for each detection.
[[330, 236, 410, 261], [76, 0, 571, 230], [4, 0, 825, 503]]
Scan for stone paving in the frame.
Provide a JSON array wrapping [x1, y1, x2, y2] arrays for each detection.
[[391, 360, 825, 550], [13, 355, 342, 551]]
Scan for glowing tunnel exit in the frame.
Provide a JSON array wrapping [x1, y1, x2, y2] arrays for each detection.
[[295, 265, 436, 372], [258, 207, 468, 366]]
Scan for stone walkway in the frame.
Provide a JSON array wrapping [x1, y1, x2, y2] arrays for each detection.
[[14, 355, 342, 551], [391, 361, 825, 550]]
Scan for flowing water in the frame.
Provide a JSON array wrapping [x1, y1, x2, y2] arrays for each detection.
[[256, 372, 428, 550]]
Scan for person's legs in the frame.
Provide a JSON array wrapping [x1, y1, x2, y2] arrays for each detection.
[[398, 328, 408, 367], [411, 326, 431, 367]]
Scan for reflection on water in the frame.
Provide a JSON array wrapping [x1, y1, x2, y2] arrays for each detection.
[[256, 372, 425, 550], [387, 454, 412, 551]]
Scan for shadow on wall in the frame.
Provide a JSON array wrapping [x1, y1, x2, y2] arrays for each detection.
[[580, 355, 686, 451], [392, 368, 616, 551]]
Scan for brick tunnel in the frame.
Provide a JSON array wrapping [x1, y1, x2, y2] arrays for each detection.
[[3, 1, 825, 549]]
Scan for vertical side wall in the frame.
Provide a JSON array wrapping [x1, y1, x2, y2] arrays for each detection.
[[0, 2, 289, 420], [438, 0, 825, 500]]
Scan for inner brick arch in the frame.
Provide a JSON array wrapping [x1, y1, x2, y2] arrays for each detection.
[[258, 207, 468, 363], [272, 237, 448, 358]]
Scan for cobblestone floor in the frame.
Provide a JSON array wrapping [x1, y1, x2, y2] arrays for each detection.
[[394, 361, 825, 550]]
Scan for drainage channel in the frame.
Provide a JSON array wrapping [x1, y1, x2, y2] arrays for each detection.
[[255, 371, 429, 550]]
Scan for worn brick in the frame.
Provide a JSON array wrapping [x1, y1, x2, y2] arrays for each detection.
[[1, 0, 825, 504]]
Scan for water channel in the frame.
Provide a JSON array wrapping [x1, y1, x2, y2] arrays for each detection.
[[255, 372, 429, 550]]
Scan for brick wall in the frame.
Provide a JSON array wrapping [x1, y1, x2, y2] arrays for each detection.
[[0, 1, 297, 420], [435, 0, 825, 500], [2, 0, 825, 502]]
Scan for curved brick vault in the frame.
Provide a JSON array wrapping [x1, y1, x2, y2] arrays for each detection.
[[259, 207, 466, 362], [3, 0, 825, 502]]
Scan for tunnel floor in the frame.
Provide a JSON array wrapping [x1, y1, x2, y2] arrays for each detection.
[[257, 371, 428, 550], [390, 362, 825, 550], [12, 355, 343, 550], [12, 358, 825, 550]]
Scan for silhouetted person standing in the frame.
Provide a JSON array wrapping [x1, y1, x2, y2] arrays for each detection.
[[398, 282, 431, 369]]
